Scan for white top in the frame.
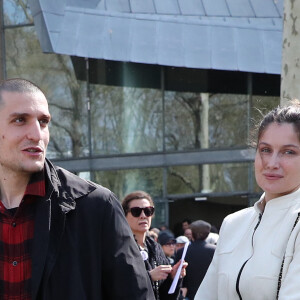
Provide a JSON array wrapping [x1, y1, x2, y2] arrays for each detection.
[[195, 187, 300, 300]]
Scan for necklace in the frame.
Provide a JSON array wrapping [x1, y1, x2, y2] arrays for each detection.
[[139, 244, 149, 261]]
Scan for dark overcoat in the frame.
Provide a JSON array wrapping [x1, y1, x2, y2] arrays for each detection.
[[32, 159, 155, 300]]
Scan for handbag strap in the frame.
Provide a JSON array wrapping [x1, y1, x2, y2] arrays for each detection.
[[276, 212, 300, 299]]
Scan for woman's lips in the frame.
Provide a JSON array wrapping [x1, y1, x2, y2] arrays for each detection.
[[263, 173, 283, 180], [139, 221, 148, 226]]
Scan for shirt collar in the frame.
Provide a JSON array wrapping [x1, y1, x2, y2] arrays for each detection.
[[24, 169, 46, 197]]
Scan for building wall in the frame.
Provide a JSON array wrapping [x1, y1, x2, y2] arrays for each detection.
[[1, 1, 280, 230]]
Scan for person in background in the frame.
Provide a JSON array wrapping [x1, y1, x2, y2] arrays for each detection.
[[122, 190, 188, 300], [196, 100, 300, 299], [180, 218, 192, 235], [0, 78, 155, 300], [184, 227, 193, 242], [205, 225, 219, 245], [149, 229, 159, 242], [151, 227, 161, 236], [175, 235, 190, 252], [158, 231, 177, 265], [176, 220, 216, 300]]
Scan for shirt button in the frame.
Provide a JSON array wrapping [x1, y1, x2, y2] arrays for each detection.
[[12, 223, 16, 227], [12, 261, 17, 266]]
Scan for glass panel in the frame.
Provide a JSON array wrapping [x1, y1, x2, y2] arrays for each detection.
[[167, 163, 250, 195], [5, 26, 88, 158], [93, 167, 166, 227], [90, 84, 163, 154], [165, 92, 249, 151], [151, 201, 168, 229], [93, 168, 163, 200], [4, 0, 33, 26]]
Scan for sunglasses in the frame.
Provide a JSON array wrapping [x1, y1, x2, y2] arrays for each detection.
[[129, 206, 155, 217], [165, 242, 176, 246]]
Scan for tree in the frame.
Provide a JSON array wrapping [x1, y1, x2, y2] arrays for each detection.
[[281, 0, 300, 104]]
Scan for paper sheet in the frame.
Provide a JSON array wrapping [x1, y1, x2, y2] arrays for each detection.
[[168, 241, 189, 294]]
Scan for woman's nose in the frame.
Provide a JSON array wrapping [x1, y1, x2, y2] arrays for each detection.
[[264, 152, 280, 168]]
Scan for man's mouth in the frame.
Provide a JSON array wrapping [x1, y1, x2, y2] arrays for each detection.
[[27, 148, 40, 152], [23, 146, 43, 154]]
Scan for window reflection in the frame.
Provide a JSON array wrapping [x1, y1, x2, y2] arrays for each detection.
[[5, 27, 88, 159], [167, 163, 250, 195], [90, 84, 163, 154], [165, 92, 250, 150], [93, 168, 163, 201], [4, 0, 33, 25]]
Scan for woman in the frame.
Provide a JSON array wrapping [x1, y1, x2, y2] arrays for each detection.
[[195, 101, 300, 300], [122, 191, 187, 300]]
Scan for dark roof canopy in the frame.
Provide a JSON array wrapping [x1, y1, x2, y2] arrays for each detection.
[[29, 0, 283, 75]]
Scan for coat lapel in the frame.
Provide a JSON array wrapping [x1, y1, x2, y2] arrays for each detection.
[[31, 196, 51, 300], [31, 193, 69, 299]]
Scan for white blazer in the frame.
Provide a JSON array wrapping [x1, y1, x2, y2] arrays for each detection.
[[195, 188, 300, 300]]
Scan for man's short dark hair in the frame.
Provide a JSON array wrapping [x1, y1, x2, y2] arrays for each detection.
[[182, 218, 192, 225], [190, 220, 211, 241], [0, 78, 45, 104]]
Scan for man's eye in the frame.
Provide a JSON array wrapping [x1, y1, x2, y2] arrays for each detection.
[[15, 118, 24, 123], [39, 119, 50, 126]]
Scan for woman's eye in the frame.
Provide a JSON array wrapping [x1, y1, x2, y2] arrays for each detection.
[[260, 148, 270, 153], [284, 150, 295, 155]]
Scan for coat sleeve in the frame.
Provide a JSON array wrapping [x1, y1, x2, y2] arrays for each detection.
[[100, 192, 155, 300]]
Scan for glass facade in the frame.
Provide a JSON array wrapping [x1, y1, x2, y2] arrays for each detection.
[[167, 163, 250, 195], [90, 84, 163, 155], [1, 1, 280, 228]]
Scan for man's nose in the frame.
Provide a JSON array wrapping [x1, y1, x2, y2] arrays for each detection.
[[26, 121, 42, 141]]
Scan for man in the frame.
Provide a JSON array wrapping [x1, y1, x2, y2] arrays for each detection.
[[184, 227, 193, 242], [175, 235, 189, 252], [181, 218, 191, 232], [175, 220, 216, 300], [0, 78, 155, 299], [206, 225, 219, 245]]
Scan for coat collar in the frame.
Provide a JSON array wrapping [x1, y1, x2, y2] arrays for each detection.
[[44, 158, 96, 213], [254, 187, 300, 215]]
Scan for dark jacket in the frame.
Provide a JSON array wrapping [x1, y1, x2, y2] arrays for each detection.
[[144, 236, 181, 300], [175, 240, 216, 299], [32, 159, 155, 300]]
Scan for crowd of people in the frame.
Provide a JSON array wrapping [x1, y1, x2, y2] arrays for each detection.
[[1, 76, 300, 300], [121, 189, 218, 300]]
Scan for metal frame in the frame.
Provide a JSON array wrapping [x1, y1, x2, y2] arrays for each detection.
[[52, 148, 255, 172]]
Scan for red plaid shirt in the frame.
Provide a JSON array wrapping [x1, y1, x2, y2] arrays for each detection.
[[0, 171, 45, 300]]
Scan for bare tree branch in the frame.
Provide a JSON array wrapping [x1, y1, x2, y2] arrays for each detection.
[[169, 168, 196, 193]]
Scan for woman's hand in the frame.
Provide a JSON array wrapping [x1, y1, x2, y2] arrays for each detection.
[[149, 265, 172, 281], [170, 260, 188, 279]]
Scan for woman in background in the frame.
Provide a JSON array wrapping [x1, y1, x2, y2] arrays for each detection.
[[195, 101, 300, 300], [122, 191, 187, 300]]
